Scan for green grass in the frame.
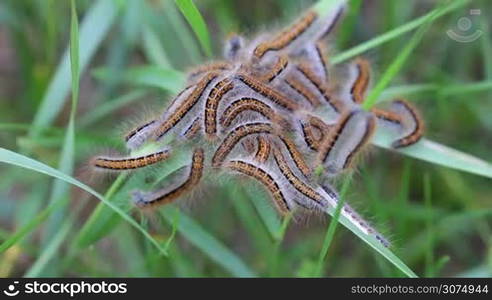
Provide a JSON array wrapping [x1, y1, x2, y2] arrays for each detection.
[[27, 0, 81, 276], [0, 0, 491, 277], [314, 178, 351, 277], [175, 0, 213, 57], [362, 5, 435, 109], [29, 0, 119, 137]]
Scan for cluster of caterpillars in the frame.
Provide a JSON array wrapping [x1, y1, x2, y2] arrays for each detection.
[[91, 2, 424, 248]]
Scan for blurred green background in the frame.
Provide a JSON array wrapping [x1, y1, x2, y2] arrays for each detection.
[[0, 0, 491, 277]]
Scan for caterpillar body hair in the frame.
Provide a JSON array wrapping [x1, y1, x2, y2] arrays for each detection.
[[254, 136, 271, 164], [343, 114, 376, 170], [219, 97, 287, 129], [236, 73, 300, 111], [272, 148, 325, 209], [341, 202, 390, 248], [125, 120, 156, 143], [241, 136, 257, 155], [390, 100, 424, 148], [254, 10, 318, 59], [314, 1, 346, 41], [297, 42, 328, 82], [125, 120, 157, 151], [212, 122, 274, 167], [299, 115, 333, 151], [348, 58, 371, 104], [300, 120, 322, 151], [226, 159, 291, 215], [315, 42, 329, 78], [253, 1, 345, 59], [133, 148, 205, 208], [317, 111, 353, 168], [187, 62, 231, 82], [295, 63, 343, 113], [308, 115, 332, 133], [92, 150, 170, 171], [278, 135, 312, 177], [371, 108, 402, 125], [123, 83, 194, 150], [317, 109, 376, 174], [154, 72, 219, 140], [317, 184, 390, 248], [204, 78, 234, 139], [181, 117, 202, 140], [284, 76, 321, 107], [260, 55, 289, 82]]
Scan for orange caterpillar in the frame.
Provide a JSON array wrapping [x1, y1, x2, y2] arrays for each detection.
[[254, 136, 271, 164], [296, 63, 343, 113], [254, 11, 318, 59], [227, 159, 291, 215], [154, 72, 219, 140], [260, 55, 289, 82], [219, 97, 287, 128], [236, 73, 300, 111], [212, 122, 274, 167], [205, 78, 234, 139], [285, 76, 321, 107], [134, 148, 205, 208], [92, 150, 169, 171]]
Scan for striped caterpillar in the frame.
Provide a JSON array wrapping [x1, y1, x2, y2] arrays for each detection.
[[91, 0, 425, 249]]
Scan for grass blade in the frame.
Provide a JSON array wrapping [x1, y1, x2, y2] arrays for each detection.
[[161, 208, 256, 277], [78, 90, 149, 127], [30, 0, 119, 136], [73, 175, 128, 249], [379, 84, 439, 102], [362, 7, 435, 109], [0, 199, 64, 254], [326, 204, 418, 277], [0, 147, 168, 257], [244, 185, 282, 241], [174, 0, 212, 57], [379, 81, 492, 102], [268, 215, 292, 277], [440, 81, 492, 97], [93, 65, 185, 93], [24, 220, 71, 277], [142, 24, 172, 68], [330, 0, 469, 64], [160, 0, 201, 65], [373, 133, 492, 179], [313, 0, 346, 18], [228, 185, 272, 253], [423, 173, 436, 277], [70, 0, 80, 108], [36, 0, 81, 276], [314, 179, 351, 277]]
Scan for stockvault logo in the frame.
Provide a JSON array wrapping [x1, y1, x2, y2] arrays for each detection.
[[3, 281, 20, 297]]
